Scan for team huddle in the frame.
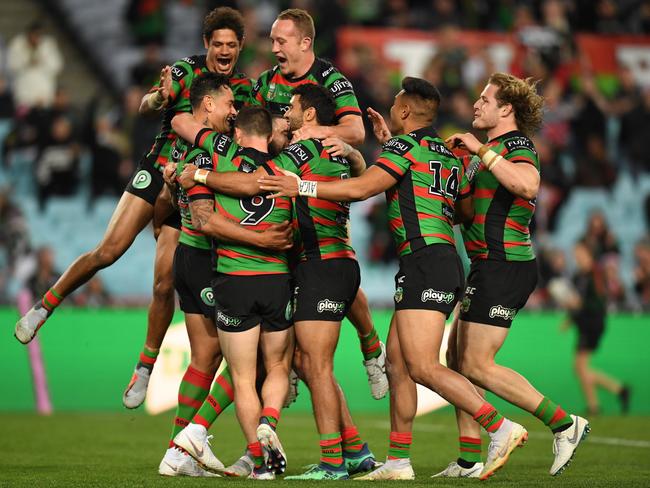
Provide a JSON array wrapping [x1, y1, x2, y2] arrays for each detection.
[[14, 7, 590, 481]]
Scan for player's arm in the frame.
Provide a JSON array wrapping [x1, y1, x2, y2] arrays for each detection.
[[189, 198, 292, 251], [139, 66, 172, 114], [179, 163, 266, 197], [446, 132, 540, 201], [453, 165, 474, 224], [322, 137, 367, 176], [171, 113, 206, 146]]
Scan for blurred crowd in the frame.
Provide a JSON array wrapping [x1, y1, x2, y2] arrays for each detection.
[[0, 0, 650, 310]]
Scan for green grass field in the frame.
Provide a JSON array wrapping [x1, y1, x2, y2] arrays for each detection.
[[2, 411, 649, 487]]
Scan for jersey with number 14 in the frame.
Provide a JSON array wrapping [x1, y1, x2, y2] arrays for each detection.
[[374, 126, 470, 257], [147, 54, 252, 172], [194, 129, 292, 275], [250, 57, 361, 120], [461, 130, 539, 262], [267, 138, 356, 261]]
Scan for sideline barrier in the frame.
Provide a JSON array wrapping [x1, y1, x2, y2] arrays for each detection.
[[1, 308, 647, 414]]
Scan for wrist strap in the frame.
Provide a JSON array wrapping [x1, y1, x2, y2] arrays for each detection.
[[194, 169, 209, 184], [298, 180, 318, 198]]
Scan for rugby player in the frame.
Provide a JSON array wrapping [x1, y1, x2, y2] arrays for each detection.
[[252, 8, 388, 400], [158, 74, 291, 477], [259, 77, 527, 481], [437, 73, 589, 479]]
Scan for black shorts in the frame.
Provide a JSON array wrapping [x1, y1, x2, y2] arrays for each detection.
[[574, 313, 605, 351], [459, 258, 538, 328], [124, 152, 164, 206], [394, 244, 464, 317], [173, 243, 215, 318], [211, 273, 293, 332], [162, 211, 181, 230], [293, 258, 361, 322]]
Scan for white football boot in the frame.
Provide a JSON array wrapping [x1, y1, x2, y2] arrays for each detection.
[[550, 415, 590, 476], [173, 423, 224, 472], [363, 342, 389, 400], [158, 447, 220, 477]]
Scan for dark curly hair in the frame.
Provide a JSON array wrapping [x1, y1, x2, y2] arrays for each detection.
[[488, 72, 544, 137], [203, 7, 245, 41]]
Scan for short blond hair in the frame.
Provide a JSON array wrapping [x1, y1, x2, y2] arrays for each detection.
[[277, 8, 315, 41], [488, 73, 544, 137]]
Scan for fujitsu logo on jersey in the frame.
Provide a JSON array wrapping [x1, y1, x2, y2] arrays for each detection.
[[421, 289, 455, 304], [383, 138, 412, 156], [182, 57, 195, 65], [489, 305, 517, 321], [317, 299, 345, 314], [171, 146, 184, 162], [286, 143, 310, 167], [214, 134, 230, 155], [171, 66, 184, 80], [504, 137, 537, 154], [329, 79, 353, 97], [197, 155, 211, 169]]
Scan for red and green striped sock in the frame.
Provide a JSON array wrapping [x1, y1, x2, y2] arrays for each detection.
[[341, 426, 364, 455], [137, 346, 158, 372], [41, 288, 62, 313], [359, 328, 381, 360], [192, 366, 234, 429], [459, 436, 482, 464], [320, 432, 343, 469], [473, 403, 505, 433], [169, 366, 214, 447], [259, 407, 280, 431], [534, 397, 573, 433], [248, 441, 264, 470], [387, 432, 412, 460]]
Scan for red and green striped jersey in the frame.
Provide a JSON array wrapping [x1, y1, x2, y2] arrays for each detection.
[[194, 128, 292, 275], [374, 126, 470, 257], [171, 137, 213, 250], [147, 54, 252, 172], [250, 57, 361, 120], [267, 138, 356, 261], [461, 130, 539, 262]]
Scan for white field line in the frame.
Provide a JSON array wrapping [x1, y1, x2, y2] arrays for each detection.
[[368, 421, 650, 449]]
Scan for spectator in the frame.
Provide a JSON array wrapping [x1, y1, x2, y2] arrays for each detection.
[[26, 246, 58, 300], [573, 134, 616, 188], [130, 43, 164, 88], [6, 21, 62, 111], [125, 0, 165, 46], [581, 211, 620, 261], [75, 276, 113, 307], [35, 116, 80, 209], [561, 241, 630, 416], [633, 237, 650, 310]]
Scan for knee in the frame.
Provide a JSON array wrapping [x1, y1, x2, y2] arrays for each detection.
[[189, 355, 219, 376], [91, 244, 122, 268], [301, 352, 333, 382], [459, 355, 486, 384], [403, 359, 440, 386], [152, 271, 175, 300]]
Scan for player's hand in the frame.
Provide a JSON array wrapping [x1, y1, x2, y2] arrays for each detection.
[[366, 107, 391, 144], [258, 169, 300, 198], [323, 137, 353, 157], [445, 132, 482, 155], [179, 163, 199, 190], [257, 220, 293, 251], [291, 125, 329, 143], [156, 65, 172, 102], [163, 163, 177, 187]]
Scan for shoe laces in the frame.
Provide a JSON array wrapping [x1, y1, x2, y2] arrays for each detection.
[[552, 432, 566, 455], [205, 434, 214, 447]]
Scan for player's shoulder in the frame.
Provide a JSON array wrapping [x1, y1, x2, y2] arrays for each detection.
[[230, 71, 253, 85], [381, 133, 417, 158], [208, 132, 236, 156], [171, 54, 206, 78], [412, 127, 456, 160], [281, 139, 318, 167], [495, 131, 537, 156], [253, 66, 280, 92]]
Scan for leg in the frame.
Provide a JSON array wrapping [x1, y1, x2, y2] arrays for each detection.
[[433, 313, 484, 478], [346, 288, 388, 399], [15, 193, 153, 343], [574, 350, 599, 414], [219, 326, 261, 445]]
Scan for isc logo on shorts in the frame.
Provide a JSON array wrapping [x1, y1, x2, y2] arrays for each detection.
[[317, 299, 345, 314], [132, 170, 152, 189], [489, 305, 517, 321], [421, 289, 455, 304]]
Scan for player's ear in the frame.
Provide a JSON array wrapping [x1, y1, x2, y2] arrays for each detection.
[[401, 103, 410, 121], [234, 127, 243, 143], [500, 103, 513, 118], [301, 36, 312, 52], [304, 106, 316, 123]]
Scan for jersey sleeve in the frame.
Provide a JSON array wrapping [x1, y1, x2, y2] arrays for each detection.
[[373, 136, 415, 181], [500, 138, 540, 171], [150, 58, 195, 109], [231, 75, 254, 109], [194, 128, 236, 171], [270, 141, 315, 177], [185, 149, 214, 200], [323, 70, 362, 120], [456, 163, 471, 200], [249, 70, 270, 107]]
